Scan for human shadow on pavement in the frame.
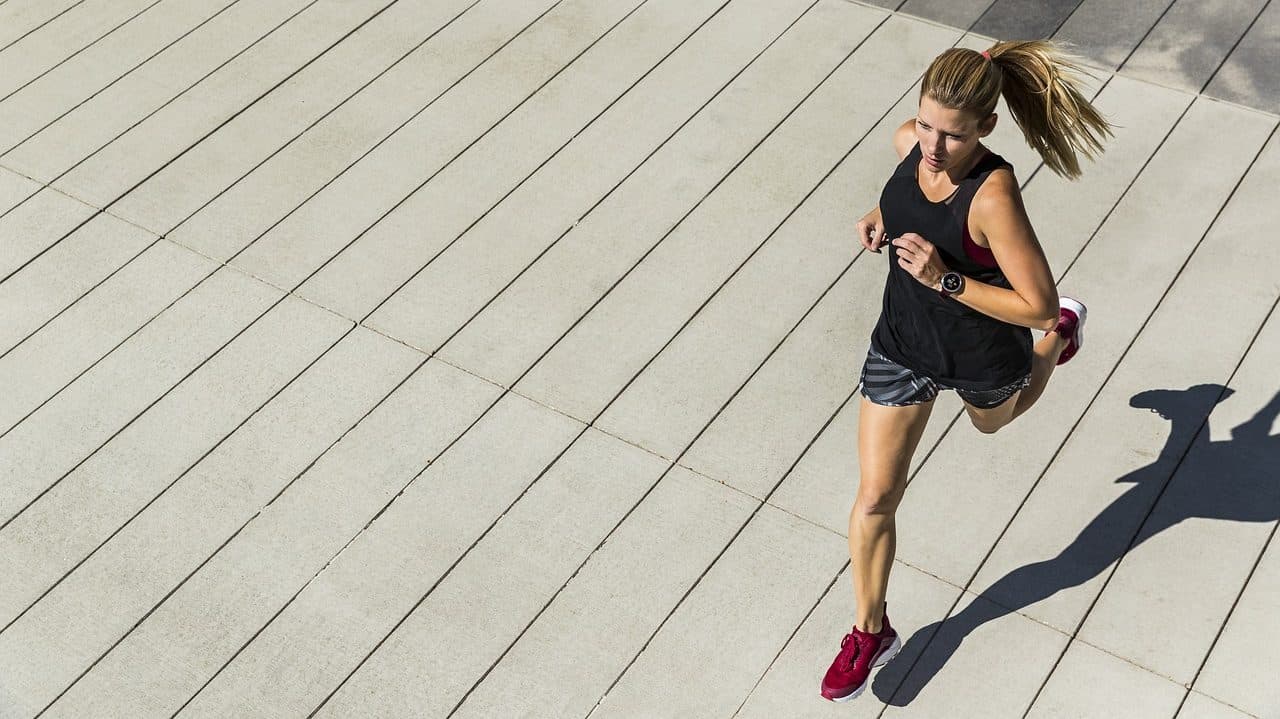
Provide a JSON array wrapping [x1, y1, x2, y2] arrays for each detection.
[[873, 383, 1280, 706]]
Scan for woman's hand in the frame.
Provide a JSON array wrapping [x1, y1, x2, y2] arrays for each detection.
[[856, 208, 888, 253], [892, 233, 950, 290]]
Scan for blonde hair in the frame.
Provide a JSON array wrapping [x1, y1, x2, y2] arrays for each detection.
[[922, 41, 1113, 179]]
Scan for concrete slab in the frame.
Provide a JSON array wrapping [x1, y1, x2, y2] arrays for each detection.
[[230, 0, 647, 294], [314, 426, 670, 718], [0, 267, 278, 527], [295, 0, 732, 318], [0, 0, 315, 164], [436, 0, 883, 388], [0, 213, 156, 353], [167, 0, 559, 262], [0, 0, 85, 49], [0, 0, 158, 100], [1053, 0, 1171, 70], [177, 393, 584, 717], [0, 326, 420, 718], [0, 0, 238, 154], [586, 505, 843, 718], [898, 0, 994, 29], [364, 0, 823, 355], [1204, 0, 1280, 115], [971, 0, 1081, 42], [0, 239, 211, 432], [1194, 520, 1280, 716], [1122, 0, 1266, 94], [449, 466, 758, 719], [879, 591, 1068, 715], [0, 295, 349, 634], [109, 0, 474, 235], [1017, 74, 1189, 277], [0, 166, 39, 215], [0, 186, 98, 280], [47, 0, 399, 211], [1026, 639, 1185, 718], [43, 359, 500, 718], [515, 15, 959, 424]]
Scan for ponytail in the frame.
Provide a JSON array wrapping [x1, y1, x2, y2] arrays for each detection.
[[922, 41, 1113, 179]]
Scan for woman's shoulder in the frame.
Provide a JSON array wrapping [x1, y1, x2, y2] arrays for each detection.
[[892, 118, 918, 159], [969, 163, 1027, 229]]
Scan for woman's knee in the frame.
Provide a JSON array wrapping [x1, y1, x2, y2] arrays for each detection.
[[853, 483, 905, 516], [965, 403, 1013, 434], [969, 414, 1004, 434]]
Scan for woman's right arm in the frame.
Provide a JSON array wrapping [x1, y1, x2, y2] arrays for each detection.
[[858, 119, 918, 253]]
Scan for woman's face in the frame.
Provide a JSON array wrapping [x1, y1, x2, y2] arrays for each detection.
[[915, 95, 995, 175]]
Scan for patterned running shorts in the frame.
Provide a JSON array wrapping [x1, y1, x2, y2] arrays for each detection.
[[859, 345, 1030, 410]]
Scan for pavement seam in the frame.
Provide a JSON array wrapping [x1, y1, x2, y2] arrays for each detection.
[[0, 197, 165, 360], [1045, 0, 1090, 39], [276, 0, 642, 318], [167, 368, 501, 716], [0, 0, 334, 281], [1108, 0, 1178, 75], [0, 0, 90, 54], [1194, 0, 1274, 99], [150, 0, 485, 255], [1184, 688, 1265, 719], [0, 0, 252, 162], [0, 0, 165, 106]]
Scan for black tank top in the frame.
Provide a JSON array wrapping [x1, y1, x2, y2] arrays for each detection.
[[870, 143, 1033, 390]]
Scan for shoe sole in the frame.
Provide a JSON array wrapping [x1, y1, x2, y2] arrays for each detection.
[[826, 635, 903, 703]]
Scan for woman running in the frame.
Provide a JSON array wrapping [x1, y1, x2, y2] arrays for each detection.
[[820, 41, 1113, 702]]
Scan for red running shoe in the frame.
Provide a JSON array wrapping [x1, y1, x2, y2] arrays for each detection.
[[1054, 297, 1087, 365], [820, 612, 902, 702]]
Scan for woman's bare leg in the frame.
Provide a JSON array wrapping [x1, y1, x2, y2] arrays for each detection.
[[1011, 330, 1068, 420], [850, 396, 935, 634], [965, 330, 1067, 433]]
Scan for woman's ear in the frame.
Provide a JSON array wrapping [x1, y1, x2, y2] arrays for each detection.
[[980, 112, 998, 137]]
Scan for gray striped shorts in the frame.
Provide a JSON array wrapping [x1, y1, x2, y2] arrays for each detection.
[[859, 345, 1030, 410]]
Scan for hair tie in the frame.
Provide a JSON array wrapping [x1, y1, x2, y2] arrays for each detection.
[[980, 50, 991, 61]]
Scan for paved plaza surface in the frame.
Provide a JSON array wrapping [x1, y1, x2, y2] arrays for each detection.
[[1, 0, 1278, 716]]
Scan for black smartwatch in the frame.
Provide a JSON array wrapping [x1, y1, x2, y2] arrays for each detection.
[[939, 271, 964, 298]]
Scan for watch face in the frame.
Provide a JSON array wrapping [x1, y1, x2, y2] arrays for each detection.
[[942, 273, 962, 292]]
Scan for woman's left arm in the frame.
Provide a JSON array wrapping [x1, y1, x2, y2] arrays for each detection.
[[892, 169, 1060, 331]]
